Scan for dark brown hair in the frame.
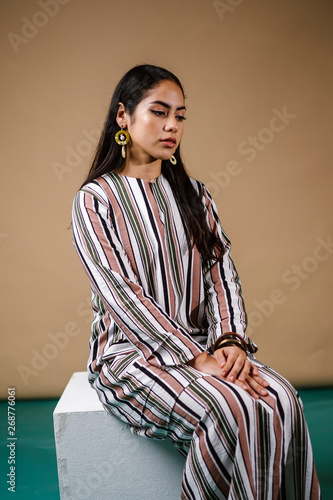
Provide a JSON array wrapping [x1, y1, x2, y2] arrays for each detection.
[[80, 64, 224, 263]]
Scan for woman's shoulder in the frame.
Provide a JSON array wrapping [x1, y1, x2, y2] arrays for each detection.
[[73, 175, 119, 221], [75, 172, 118, 202], [188, 176, 213, 200]]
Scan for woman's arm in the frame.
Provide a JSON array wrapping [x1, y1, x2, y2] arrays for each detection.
[[187, 182, 268, 397], [196, 181, 255, 351], [72, 187, 205, 368], [187, 347, 269, 399]]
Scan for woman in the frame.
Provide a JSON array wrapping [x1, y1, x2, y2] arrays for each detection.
[[72, 64, 320, 499]]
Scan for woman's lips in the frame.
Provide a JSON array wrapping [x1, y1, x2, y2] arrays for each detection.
[[160, 139, 176, 148]]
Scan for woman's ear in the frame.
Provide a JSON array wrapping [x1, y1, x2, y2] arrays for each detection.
[[116, 102, 127, 128]]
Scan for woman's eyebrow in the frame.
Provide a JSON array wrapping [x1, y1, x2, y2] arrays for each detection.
[[149, 100, 186, 111]]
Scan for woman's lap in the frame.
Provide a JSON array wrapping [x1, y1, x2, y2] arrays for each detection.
[[93, 353, 303, 443], [93, 354, 320, 498]]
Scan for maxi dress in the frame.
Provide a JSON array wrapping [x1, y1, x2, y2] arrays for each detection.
[[72, 171, 320, 500]]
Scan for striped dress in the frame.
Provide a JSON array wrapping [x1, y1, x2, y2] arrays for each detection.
[[72, 172, 320, 499]]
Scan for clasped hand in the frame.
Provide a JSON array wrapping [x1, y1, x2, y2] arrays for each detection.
[[187, 347, 269, 399]]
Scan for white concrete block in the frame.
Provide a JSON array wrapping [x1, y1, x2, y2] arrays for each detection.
[[53, 372, 185, 500]]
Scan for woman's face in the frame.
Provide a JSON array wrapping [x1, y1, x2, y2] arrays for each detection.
[[121, 79, 186, 165]]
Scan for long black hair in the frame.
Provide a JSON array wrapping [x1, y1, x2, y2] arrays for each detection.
[[80, 64, 224, 263]]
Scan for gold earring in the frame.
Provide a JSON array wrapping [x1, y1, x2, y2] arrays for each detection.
[[115, 127, 130, 158], [170, 155, 177, 165]]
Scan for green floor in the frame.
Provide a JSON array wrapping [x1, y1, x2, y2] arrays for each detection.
[[0, 388, 332, 499]]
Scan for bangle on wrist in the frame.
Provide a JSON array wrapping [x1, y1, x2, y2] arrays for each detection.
[[215, 338, 242, 349], [213, 333, 247, 353], [214, 340, 246, 353]]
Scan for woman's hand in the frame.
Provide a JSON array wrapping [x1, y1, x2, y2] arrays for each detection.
[[214, 346, 269, 399], [186, 347, 269, 399]]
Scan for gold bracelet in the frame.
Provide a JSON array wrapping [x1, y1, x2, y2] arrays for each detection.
[[215, 338, 242, 350], [214, 340, 246, 353], [213, 334, 247, 352], [214, 335, 247, 353]]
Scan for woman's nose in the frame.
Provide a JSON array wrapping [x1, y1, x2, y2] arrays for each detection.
[[164, 116, 178, 132]]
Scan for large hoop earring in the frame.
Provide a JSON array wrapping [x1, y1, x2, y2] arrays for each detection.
[[115, 127, 130, 158], [170, 155, 177, 165]]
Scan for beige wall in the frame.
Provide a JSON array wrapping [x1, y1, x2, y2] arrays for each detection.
[[1, 0, 332, 399]]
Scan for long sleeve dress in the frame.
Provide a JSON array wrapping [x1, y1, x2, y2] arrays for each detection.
[[72, 171, 320, 500]]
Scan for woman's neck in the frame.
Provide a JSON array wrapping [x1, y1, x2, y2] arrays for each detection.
[[116, 158, 162, 180]]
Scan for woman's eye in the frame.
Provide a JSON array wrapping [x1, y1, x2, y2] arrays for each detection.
[[151, 110, 165, 116], [150, 110, 186, 121]]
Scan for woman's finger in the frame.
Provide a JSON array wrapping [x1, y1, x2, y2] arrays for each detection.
[[213, 348, 227, 369], [234, 379, 260, 399], [246, 374, 269, 397], [215, 349, 238, 376], [248, 362, 269, 384], [223, 350, 247, 381], [249, 365, 270, 388], [237, 359, 251, 382]]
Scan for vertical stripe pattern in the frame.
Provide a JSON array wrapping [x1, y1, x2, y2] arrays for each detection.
[[72, 172, 320, 499]]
